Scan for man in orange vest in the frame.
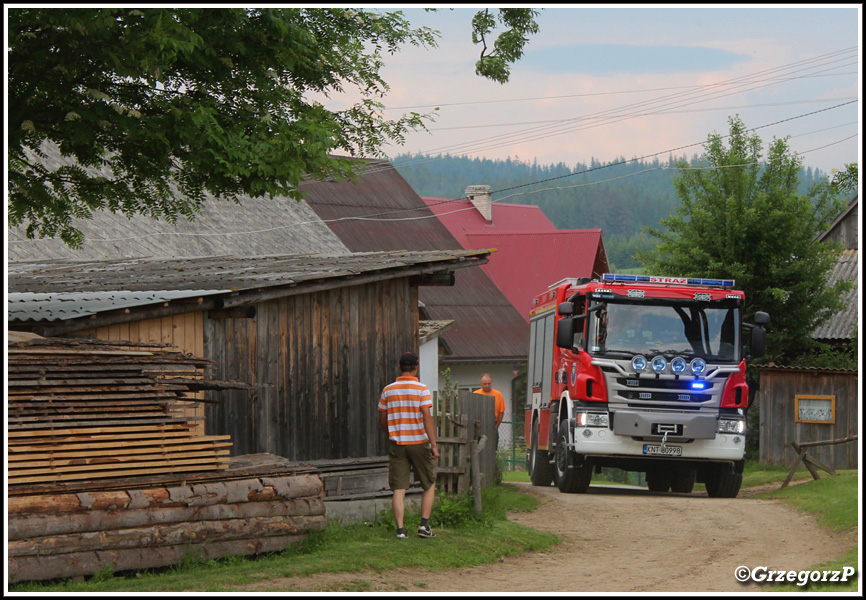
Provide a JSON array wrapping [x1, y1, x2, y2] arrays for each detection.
[[474, 373, 505, 450], [378, 352, 440, 539]]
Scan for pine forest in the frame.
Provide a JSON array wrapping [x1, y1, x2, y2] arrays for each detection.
[[392, 153, 827, 270]]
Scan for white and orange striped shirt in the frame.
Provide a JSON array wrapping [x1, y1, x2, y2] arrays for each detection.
[[378, 375, 432, 445]]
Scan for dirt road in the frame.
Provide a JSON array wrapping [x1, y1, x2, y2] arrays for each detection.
[[242, 481, 855, 593]]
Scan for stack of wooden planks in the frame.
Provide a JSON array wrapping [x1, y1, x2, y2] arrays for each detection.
[[8, 335, 234, 485], [7, 474, 327, 583]]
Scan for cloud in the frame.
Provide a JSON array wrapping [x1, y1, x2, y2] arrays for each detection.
[[518, 44, 750, 76]]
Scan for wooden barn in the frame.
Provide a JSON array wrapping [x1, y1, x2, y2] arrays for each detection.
[[8, 249, 490, 461], [755, 365, 858, 470], [299, 160, 531, 432]]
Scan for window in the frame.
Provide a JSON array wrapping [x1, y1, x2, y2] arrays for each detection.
[[794, 395, 835, 424]]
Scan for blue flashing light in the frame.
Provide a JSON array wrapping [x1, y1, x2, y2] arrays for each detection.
[[602, 273, 734, 288], [691, 381, 707, 390]]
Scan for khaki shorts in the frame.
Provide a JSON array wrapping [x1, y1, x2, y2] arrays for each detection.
[[388, 441, 437, 491]]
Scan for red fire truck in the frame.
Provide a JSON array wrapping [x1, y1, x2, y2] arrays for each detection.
[[525, 273, 769, 498]]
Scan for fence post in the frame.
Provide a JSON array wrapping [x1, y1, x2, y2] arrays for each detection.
[[471, 427, 486, 516], [780, 435, 856, 489]]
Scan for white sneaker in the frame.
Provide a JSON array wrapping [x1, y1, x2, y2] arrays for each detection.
[[417, 524, 435, 538]]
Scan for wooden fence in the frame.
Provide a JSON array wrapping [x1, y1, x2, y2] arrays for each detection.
[[781, 435, 858, 488], [433, 390, 497, 494]]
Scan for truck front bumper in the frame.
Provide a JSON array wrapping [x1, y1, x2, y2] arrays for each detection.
[[570, 427, 746, 461]]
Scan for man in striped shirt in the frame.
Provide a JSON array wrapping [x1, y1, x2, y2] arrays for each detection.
[[378, 352, 439, 539]]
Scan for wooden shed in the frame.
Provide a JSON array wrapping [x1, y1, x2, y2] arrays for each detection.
[[8, 249, 490, 462], [756, 365, 858, 470]]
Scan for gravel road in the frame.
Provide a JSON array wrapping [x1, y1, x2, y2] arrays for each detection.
[[238, 481, 856, 593]]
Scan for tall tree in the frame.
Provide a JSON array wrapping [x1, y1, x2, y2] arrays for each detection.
[[639, 116, 851, 361], [8, 8, 539, 247]]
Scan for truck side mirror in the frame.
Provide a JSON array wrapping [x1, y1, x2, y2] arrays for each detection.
[[750, 313, 769, 359], [558, 302, 573, 316], [556, 316, 575, 349], [751, 326, 767, 359]]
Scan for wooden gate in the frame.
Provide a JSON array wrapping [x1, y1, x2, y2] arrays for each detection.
[[433, 390, 497, 494]]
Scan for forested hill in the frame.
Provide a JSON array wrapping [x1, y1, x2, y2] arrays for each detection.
[[391, 152, 827, 269]]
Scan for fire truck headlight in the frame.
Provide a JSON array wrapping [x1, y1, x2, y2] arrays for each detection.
[[690, 358, 707, 375], [576, 412, 609, 428], [671, 357, 687, 374], [632, 355, 648, 372], [651, 356, 667, 373], [718, 418, 745, 434]]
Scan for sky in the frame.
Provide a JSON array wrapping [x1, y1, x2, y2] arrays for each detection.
[[323, 5, 861, 179]]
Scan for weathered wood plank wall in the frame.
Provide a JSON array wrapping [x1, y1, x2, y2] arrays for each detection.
[[758, 369, 858, 469], [205, 278, 419, 461]]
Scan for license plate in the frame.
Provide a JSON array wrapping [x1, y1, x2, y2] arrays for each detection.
[[643, 444, 682, 457]]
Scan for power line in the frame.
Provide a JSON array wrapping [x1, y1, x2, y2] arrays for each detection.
[[427, 97, 857, 131], [383, 70, 857, 111], [12, 125, 855, 245], [355, 47, 857, 176]]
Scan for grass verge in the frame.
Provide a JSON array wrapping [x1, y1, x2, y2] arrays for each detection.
[[9, 483, 558, 593], [752, 470, 859, 593]]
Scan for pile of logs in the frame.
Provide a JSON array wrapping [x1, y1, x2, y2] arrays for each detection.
[[6, 335, 333, 584], [7, 474, 327, 583], [8, 335, 235, 485]]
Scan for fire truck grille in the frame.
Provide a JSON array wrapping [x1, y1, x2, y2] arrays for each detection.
[[620, 390, 711, 403], [602, 364, 726, 410], [614, 377, 716, 391]]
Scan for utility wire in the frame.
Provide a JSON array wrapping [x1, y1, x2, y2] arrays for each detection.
[[354, 48, 857, 176], [11, 128, 856, 245]]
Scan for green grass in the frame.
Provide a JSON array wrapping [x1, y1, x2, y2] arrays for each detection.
[[753, 470, 859, 593], [741, 462, 815, 488], [9, 484, 558, 593]]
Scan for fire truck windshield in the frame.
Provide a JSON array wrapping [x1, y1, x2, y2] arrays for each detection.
[[587, 300, 740, 362]]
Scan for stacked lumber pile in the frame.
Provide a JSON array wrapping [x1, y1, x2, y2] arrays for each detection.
[[8, 336, 235, 485], [7, 474, 326, 583]]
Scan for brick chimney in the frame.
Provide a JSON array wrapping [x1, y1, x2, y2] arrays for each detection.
[[465, 185, 492, 222]]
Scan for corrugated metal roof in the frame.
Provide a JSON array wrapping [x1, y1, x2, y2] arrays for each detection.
[[421, 197, 557, 243], [301, 165, 529, 362], [812, 249, 858, 341], [420, 196, 608, 322], [465, 230, 607, 321], [419, 320, 455, 345], [8, 290, 225, 323], [8, 142, 349, 262], [8, 250, 489, 323]]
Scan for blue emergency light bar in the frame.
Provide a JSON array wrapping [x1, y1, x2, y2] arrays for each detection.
[[601, 273, 735, 288]]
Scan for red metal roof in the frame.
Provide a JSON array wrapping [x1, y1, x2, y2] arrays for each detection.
[[422, 197, 556, 248], [300, 162, 528, 363], [420, 196, 608, 322], [466, 230, 608, 321]]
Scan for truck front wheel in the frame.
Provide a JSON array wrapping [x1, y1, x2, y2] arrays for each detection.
[[704, 463, 743, 498], [554, 420, 592, 493], [671, 468, 696, 494], [529, 418, 554, 486]]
